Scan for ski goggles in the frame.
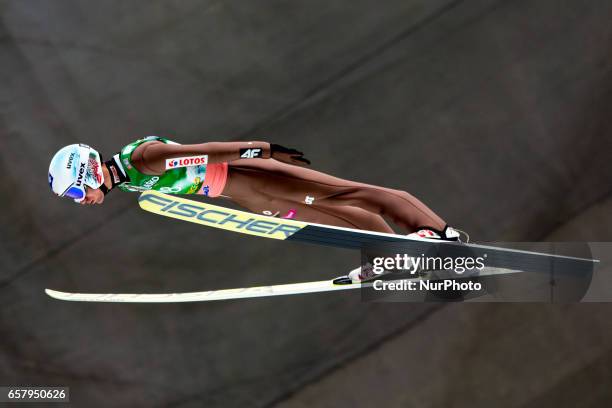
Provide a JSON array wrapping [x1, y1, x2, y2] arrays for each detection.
[[61, 184, 87, 202]]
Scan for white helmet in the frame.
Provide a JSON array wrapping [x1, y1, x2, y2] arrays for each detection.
[[48, 144, 104, 202]]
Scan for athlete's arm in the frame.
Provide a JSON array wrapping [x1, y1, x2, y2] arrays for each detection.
[[132, 141, 309, 175]]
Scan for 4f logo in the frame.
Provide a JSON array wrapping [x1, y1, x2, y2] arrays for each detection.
[[305, 195, 315, 205], [240, 148, 262, 159]]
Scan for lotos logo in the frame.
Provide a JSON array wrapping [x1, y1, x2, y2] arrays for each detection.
[[66, 152, 76, 169], [165, 155, 208, 169], [75, 163, 86, 187]]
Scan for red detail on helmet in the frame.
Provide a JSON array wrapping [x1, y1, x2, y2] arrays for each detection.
[[89, 157, 102, 184]]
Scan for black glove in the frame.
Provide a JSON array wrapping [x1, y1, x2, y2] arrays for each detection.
[[270, 144, 311, 166]]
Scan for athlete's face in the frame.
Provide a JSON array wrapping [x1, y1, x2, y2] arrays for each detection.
[[79, 187, 105, 205]]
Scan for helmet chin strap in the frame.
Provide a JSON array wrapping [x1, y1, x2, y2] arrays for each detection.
[[101, 155, 129, 195]]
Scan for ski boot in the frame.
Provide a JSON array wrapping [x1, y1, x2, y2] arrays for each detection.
[[406, 226, 465, 242], [333, 263, 378, 285]]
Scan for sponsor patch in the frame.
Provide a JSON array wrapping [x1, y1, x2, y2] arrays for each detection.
[[139, 192, 305, 239], [66, 152, 75, 169], [75, 163, 86, 187], [110, 166, 120, 184], [240, 148, 262, 158], [143, 176, 160, 189], [186, 178, 203, 194], [165, 155, 208, 169]]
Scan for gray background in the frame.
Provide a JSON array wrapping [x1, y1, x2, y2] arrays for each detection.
[[1, 0, 611, 407]]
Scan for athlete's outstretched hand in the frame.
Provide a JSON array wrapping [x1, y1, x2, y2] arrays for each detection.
[[270, 144, 311, 166]]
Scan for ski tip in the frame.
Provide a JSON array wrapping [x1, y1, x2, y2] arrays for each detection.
[[45, 289, 64, 299]]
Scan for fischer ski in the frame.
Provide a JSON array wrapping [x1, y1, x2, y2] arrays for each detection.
[[137, 191, 598, 269]]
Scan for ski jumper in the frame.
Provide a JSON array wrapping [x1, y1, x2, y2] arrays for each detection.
[[114, 136, 446, 234]]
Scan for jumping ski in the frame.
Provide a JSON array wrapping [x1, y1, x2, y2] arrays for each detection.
[[45, 267, 521, 303], [44, 191, 598, 303]]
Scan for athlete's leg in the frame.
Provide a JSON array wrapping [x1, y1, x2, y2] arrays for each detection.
[[228, 192, 395, 233], [222, 159, 446, 233]]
